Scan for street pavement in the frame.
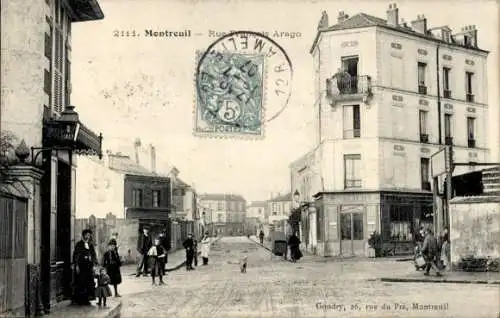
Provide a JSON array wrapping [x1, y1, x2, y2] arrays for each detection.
[[118, 236, 500, 318]]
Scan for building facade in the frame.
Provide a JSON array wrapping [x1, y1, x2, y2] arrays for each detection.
[[246, 201, 268, 223], [199, 194, 246, 236], [291, 6, 490, 257], [1, 0, 104, 315]]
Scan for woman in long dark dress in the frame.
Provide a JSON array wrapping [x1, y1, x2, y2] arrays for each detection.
[[72, 229, 98, 305], [102, 239, 122, 297], [287, 232, 302, 262]]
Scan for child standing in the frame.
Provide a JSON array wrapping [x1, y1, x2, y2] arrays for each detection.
[[102, 239, 122, 297], [95, 268, 112, 307], [147, 237, 166, 285]]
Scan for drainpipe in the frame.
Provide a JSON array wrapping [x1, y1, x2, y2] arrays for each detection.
[[318, 46, 322, 144], [436, 44, 442, 145]]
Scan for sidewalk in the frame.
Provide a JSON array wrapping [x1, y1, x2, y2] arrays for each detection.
[[380, 270, 500, 284], [121, 236, 222, 276], [46, 299, 121, 318]]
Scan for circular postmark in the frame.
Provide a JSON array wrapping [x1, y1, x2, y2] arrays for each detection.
[[195, 31, 293, 136]]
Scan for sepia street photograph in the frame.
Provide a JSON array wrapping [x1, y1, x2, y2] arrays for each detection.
[[1, 0, 499, 317]]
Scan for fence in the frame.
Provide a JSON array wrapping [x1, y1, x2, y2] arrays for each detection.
[[0, 193, 27, 316]]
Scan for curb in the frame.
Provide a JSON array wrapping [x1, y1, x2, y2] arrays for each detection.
[[248, 237, 272, 252], [128, 237, 222, 275], [379, 277, 500, 285]]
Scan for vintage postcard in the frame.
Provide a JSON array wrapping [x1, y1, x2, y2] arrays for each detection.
[[1, 0, 499, 317]]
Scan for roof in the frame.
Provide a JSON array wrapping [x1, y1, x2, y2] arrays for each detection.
[[310, 12, 488, 54], [174, 177, 190, 188], [268, 193, 292, 202], [248, 201, 267, 208], [199, 193, 246, 201], [108, 154, 159, 177]]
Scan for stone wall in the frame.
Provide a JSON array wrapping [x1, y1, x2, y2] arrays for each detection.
[[449, 196, 500, 270]]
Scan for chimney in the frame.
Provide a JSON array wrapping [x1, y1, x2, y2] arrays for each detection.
[[149, 144, 156, 173], [411, 15, 427, 34], [317, 10, 329, 30], [386, 3, 399, 26], [133, 138, 141, 164], [337, 11, 349, 23]]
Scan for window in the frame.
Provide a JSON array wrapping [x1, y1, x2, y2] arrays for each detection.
[[418, 62, 427, 93], [49, 0, 68, 114], [444, 114, 452, 138], [390, 55, 404, 89], [152, 190, 161, 208], [217, 201, 224, 211], [443, 67, 451, 98], [344, 154, 362, 189], [132, 189, 143, 207], [272, 203, 277, 215], [465, 72, 474, 102], [467, 117, 476, 148], [343, 105, 361, 138], [420, 158, 430, 190], [217, 214, 223, 223], [419, 110, 428, 136], [258, 208, 262, 214], [389, 205, 413, 241]]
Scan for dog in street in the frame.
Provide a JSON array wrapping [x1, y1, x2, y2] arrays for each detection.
[[240, 256, 247, 273]]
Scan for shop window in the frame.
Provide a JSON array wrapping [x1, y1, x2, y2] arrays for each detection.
[[389, 205, 413, 241]]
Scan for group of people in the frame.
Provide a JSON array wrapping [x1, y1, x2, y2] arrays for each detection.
[[258, 230, 303, 262], [72, 229, 122, 307], [416, 226, 450, 277], [71, 226, 212, 307]]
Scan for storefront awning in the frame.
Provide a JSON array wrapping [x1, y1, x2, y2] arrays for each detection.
[[67, 0, 104, 22]]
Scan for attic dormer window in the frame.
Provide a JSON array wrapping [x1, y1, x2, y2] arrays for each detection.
[[464, 35, 471, 46], [443, 31, 450, 43]]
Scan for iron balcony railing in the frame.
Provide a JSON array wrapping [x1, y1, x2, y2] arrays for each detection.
[[326, 75, 372, 97], [420, 133, 429, 143], [445, 136, 453, 145], [468, 139, 476, 148], [466, 93, 475, 103]]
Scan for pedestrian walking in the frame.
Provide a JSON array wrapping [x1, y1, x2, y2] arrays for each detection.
[[102, 239, 122, 297], [287, 231, 302, 262], [259, 230, 265, 244], [136, 225, 153, 277], [147, 237, 167, 285], [439, 229, 450, 270], [193, 236, 198, 267], [183, 233, 195, 270], [200, 231, 211, 265], [95, 267, 112, 307], [422, 227, 442, 277], [72, 229, 98, 305]]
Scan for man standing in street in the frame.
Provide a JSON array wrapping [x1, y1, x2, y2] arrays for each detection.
[[183, 233, 195, 271], [136, 226, 153, 277], [422, 227, 442, 277], [259, 230, 265, 244]]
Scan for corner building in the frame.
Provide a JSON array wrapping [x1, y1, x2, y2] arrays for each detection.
[[293, 5, 490, 257]]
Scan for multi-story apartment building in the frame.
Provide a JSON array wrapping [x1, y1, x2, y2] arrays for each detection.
[[291, 5, 490, 257], [199, 193, 246, 236], [1, 0, 104, 315], [267, 193, 292, 223]]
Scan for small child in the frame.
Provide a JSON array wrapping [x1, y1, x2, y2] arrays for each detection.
[[240, 255, 247, 273], [95, 267, 112, 307], [147, 237, 167, 285]]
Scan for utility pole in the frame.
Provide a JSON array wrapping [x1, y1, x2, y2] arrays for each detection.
[[445, 144, 454, 230]]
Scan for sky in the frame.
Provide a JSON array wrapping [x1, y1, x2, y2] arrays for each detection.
[[71, 0, 499, 202]]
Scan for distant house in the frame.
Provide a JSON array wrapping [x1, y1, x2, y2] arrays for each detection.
[[247, 201, 268, 223], [199, 193, 246, 236], [267, 193, 292, 224]]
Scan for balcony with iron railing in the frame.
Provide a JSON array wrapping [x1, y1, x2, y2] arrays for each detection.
[[443, 90, 452, 99], [468, 138, 476, 148], [326, 75, 373, 105], [445, 136, 453, 145], [466, 93, 474, 103], [419, 133, 429, 143]]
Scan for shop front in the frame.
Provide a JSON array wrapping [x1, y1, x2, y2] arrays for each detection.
[[314, 190, 433, 257]]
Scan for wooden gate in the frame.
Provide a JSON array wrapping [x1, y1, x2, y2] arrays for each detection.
[[0, 193, 28, 316]]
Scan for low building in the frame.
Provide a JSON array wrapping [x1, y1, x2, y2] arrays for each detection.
[[449, 166, 500, 271]]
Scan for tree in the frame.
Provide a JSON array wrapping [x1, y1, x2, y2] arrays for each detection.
[[0, 130, 17, 181]]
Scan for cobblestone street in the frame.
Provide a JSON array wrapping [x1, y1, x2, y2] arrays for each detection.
[[119, 237, 499, 318]]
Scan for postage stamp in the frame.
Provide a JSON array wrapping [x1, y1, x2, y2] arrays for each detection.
[[194, 31, 293, 139]]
